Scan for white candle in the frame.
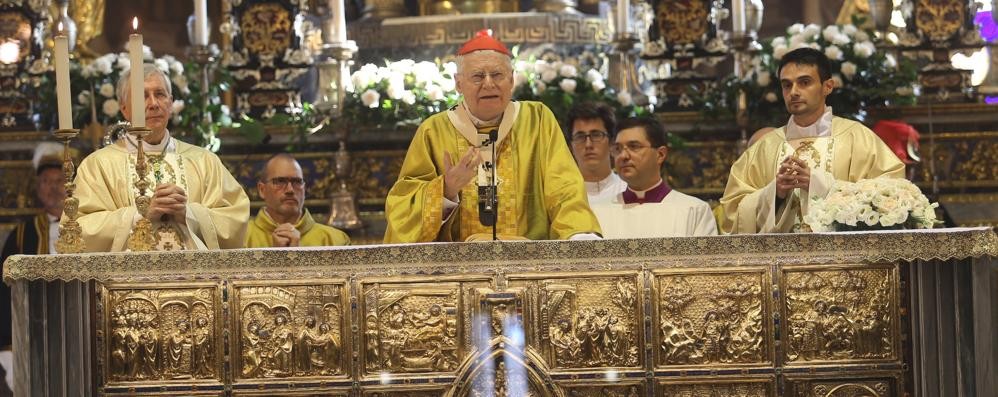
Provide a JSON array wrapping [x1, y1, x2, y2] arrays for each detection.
[[732, 0, 746, 36], [128, 17, 145, 128], [617, 0, 629, 35], [54, 25, 72, 130], [194, 0, 209, 45], [331, 0, 347, 42]]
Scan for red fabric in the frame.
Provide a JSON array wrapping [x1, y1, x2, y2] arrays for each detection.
[[457, 29, 511, 56], [872, 120, 920, 164]]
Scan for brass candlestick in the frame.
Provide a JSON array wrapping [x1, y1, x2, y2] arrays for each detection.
[[53, 129, 85, 253], [125, 126, 157, 251]]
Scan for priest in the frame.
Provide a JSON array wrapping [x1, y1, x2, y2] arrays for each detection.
[[591, 117, 717, 238], [384, 30, 601, 242], [73, 64, 249, 251], [719, 48, 905, 234]]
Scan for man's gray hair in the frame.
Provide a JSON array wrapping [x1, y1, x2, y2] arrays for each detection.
[[116, 63, 172, 103], [454, 50, 513, 75]]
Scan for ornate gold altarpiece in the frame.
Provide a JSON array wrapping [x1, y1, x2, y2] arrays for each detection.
[[4, 228, 997, 396]]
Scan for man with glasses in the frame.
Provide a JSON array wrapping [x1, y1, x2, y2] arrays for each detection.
[[565, 102, 627, 205], [384, 30, 601, 242], [590, 117, 717, 238], [246, 154, 350, 247], [73, 64, 249, 251]]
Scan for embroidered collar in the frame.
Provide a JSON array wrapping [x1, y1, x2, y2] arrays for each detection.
[[785, 106, 833, 140]]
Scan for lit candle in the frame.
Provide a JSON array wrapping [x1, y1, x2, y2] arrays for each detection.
[[128, 17, 145, 128], [732, 0, 746, 37], [331, 0, 346, 42], [54, 23, 72, 130], [617, 0, 630, 36], [193, 0, 209, 45]]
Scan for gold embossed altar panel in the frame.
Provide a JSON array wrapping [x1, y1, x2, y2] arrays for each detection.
[[653, 268, 772, 368], [657, 377, 774, 396], [506, 272, 644, 371], [559, 380, 645, 396], [362, 387, 446, 396], [359, 275, 492, 377], [98, 282, 223, 392], [781, 264, 899, 365], [231, 281, 350, 383], [784, 373, 900, 397]]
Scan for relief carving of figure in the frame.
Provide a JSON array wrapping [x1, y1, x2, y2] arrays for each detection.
[[140, 317, 160, 378], [243, 321, 265, 377], [296, 316, 320, 374], [661, 318, 696, 363], [166, 320, 191, 375], [110, 314, 130, 376], [550, 318, 581, 365], [270, 314, 294, 375], [125, 317, 141, 378], [700, 311, 730, 363], [313, 322, 340, 374], [191, 316, 212, 377], [382, 303, 408, 369], [412, 304, 446, 346], [365, 314, 381, 370]]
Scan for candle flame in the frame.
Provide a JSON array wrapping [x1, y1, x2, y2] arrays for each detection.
[[57, 22, 64, 33], [132, 17, 138, 30]]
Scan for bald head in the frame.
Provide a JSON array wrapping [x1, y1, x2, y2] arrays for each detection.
[[258, 153, 305, 224]]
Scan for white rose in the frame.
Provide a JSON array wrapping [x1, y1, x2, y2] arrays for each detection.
[[540, 69, 558, 83], [585, 69, 602, 82], [413, 61, 439, 85], [773, 45, 790, 60], [617, 91, 632, 106], [765, 92, 778, 102], [559, 78, 577, 93], [842, 24, 858, 36], [426, 84, 444, 101], [789, 34, 807, 48], [172, 74, 190, 95], [388, 59, 415, 74], [439, 76, 456, 92], [386, 75, 405, 100], [360, 89, 380, 108], [171, 99, 185, 114], [170, 60, 184, 75], [401, 91, 416, 105], [807, 42, 821, 50], [824, 45, 843, 61], [77, 90, 91, 105], [822, 26, 841, 42], [854, 30, 870, 42], [831, 74, 844, 88], [756, 71, 771, 87], [154, 58, 169, 74], [803, 24, 822, 39], [99, 83, 115, 98], [840, 62, 857, 80], [591, 79, 606, 92], [832, 34, 851, 46], [787, 23, 804, 35], [95, 57, 114, 75], [443, 62, 457, 76], [559, 64, 578, 78], [853, 42, 875, 58], [351, 69, 374, 90], [102, 99, 120, 117], [771, 37, 787, 48]]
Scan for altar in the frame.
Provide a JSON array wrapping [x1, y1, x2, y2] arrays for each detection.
[[4, 228, 996, 396]]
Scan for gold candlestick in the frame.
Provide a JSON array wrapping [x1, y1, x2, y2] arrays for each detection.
[[125, 126, 157, 251], [53, 129, 86, 253]]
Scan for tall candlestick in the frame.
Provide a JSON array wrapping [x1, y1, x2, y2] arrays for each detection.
[[54, 25, 72, 130], [616, 0, 630, 36], [732, 0, 746, 36], [128, 17, 145, 128], [331, 0, 347, 42], [194, 0, 209, 45]]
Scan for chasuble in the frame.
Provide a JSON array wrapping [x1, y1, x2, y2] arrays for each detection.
[[384, 101, 601, 243], [720, 117, 905, 234], [74, 138, 249, 251], [245, 209, 350, 248]]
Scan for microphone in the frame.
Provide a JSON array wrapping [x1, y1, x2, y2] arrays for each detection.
[[478, 129, 499, 240]]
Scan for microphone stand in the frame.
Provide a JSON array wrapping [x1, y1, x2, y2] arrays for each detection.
[[478, 129, 499, 241]]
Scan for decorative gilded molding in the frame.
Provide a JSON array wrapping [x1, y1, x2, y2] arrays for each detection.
[[5, 228, 995, 283]]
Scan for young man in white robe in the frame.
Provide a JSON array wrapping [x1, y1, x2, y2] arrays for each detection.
[[590, 117, 717, 238], [564, 101, 626, 205]]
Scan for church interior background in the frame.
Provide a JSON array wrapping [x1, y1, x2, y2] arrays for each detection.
[[0, 0, 994, 243], [0, 1, 997, 396]]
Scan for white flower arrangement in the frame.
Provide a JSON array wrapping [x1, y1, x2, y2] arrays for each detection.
[[805, 177, 939, 232]]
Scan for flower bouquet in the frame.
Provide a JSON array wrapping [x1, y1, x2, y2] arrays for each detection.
[[698, 20, 918, 131], [805, 177, 939, 232], [510, 58, 649, 124], [345, 60, 462, 129]]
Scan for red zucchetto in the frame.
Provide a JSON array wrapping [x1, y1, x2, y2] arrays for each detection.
[[456, 29, 511, 56]]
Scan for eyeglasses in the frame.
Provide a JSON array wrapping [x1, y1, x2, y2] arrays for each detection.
[[610, 142, 653, 157], [266, 177, 305, 189], [467, 71, 508, 86], [571, 131, 609, 145]]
